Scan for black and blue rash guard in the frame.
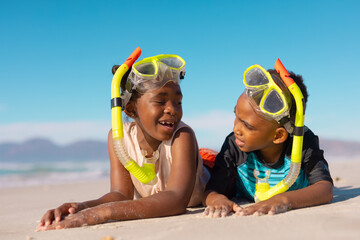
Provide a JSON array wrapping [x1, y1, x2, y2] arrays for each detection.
[[205, 127, 333, 201]]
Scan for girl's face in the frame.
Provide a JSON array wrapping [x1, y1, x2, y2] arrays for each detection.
[[233, 92, 279, 153], [134, 81, 183, 148]]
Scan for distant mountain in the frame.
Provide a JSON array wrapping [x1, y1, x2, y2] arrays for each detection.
[[0, 137, 359, 162], [0, 138, 108, 162], [320, 139, 360, 158]]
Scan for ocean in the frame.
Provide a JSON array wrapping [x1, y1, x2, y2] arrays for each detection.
[[0, 159, 109, 189]]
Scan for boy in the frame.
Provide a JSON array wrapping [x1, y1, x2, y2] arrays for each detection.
[[203, 62, 333, 217]]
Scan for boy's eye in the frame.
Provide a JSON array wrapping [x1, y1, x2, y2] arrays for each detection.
[[243, 121, 255, 130]]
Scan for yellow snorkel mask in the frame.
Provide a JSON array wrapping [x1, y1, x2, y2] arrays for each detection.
[[243, 59, 305, 202], [244, 64, 294, 133], [120, 54, 186, 108], [111, 48, 186, 185]]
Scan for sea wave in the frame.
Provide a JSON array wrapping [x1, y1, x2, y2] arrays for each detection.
[[0, 159, 110, 189]]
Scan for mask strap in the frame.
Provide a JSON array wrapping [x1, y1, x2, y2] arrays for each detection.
[[279, 117, 294, 134]]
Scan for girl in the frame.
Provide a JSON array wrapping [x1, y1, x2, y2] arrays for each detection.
[[37, 53, 208, 230]]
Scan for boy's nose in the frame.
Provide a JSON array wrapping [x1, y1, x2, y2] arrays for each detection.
[[233, 122, 242, 136]]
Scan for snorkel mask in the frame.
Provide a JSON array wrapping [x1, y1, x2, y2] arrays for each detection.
[[120, 54, 186, 108], [244, 59, 306, 202], [243, 64, 293, 133]]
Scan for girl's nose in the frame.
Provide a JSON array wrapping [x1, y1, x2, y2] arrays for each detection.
[[164, 102, 176, 115]]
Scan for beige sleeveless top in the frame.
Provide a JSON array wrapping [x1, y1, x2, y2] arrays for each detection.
[[123, 121, 209, 207]]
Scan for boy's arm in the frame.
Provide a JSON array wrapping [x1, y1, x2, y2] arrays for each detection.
[[237, 180, 333, 215], [239, 131, 333, 216], [202, 133, 242, 217], [203, 190, 242, 217]]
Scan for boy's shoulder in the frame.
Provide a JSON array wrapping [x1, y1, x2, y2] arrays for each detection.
[[284, 126, 322, 156], [299, 126, 320, 149]]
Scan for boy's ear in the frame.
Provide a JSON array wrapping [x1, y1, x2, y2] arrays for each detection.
[[273, 127, 288, 144]]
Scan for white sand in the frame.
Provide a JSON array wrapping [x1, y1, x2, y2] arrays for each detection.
[[1, 159, 359, 240]]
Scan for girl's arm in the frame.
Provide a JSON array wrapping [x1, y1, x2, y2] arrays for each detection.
[[237, 180, 333, 215], [42, 127, 199, 230], [83, 129, 135, 206], [38, 129, 134, 230]]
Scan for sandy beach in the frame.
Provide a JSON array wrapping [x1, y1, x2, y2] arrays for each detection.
[[1, 158, 359, 240]]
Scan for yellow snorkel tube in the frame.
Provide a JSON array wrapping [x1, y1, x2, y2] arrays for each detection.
[[111, 47, 157, 185], [254, 59, 305, 202]]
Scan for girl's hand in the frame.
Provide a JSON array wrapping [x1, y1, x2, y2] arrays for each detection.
[[37, 205, 107, 231], [41, 208, 106, 231], [236, 196, 290, 216], [203, 197, 242, 218], [37, 202, 86, 231]]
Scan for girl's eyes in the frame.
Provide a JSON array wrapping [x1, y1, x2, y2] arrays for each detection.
[[152, 99, 182, 105], [153, 100, 166, 105]]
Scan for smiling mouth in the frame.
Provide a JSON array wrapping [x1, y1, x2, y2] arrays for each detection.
[[159, 120, 175, 128]]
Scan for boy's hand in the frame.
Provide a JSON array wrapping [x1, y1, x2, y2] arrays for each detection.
[[37, 202, 86, 231], [236, 195, 290, 216], [203, 192, 242, 217], [236, 181, 332, 216]]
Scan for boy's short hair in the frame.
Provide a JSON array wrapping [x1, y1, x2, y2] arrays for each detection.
[[267, 69, 309, 125]]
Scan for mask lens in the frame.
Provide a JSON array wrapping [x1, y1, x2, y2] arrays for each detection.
[[263, 90, 285, 114], [247, 88, 264, 106], [159, 57, 184, 69], [246, 67, 269, 86], [134, 62, 156, 75]]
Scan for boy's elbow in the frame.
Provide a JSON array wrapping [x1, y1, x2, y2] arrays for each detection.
[[322, 181, 334, 204], [326, 183, 334, 204]]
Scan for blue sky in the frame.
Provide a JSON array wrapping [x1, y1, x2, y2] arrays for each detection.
[[1, 0, 359, 149]]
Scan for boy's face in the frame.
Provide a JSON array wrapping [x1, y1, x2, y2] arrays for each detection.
[[233, 92, 279, 153]]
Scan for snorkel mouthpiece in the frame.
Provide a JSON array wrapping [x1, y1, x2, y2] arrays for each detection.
[[111, 47, 157, 185], [253, 59, 305, 202]]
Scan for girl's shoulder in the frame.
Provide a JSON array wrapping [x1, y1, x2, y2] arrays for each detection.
[[170, 121, 196, 140], [160, 121, 197, 150], [123, 121, 137, 137], [175, 121, 193, 133]]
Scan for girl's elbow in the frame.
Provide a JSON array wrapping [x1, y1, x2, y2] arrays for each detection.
[[170, 195, 190, 215], [174, 205, 187, 215], [172, 199, 188, 214]]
